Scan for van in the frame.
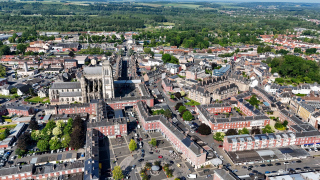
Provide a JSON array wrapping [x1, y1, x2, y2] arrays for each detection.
[[187, 174, 197, 179]]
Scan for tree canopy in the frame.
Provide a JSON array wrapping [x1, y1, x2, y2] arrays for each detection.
[[197, 124, 211, 135], [112, 166, 124, 180], [128, 139, 137, 152], [182, 111, 193, 121], [269, 55, 320, 83]]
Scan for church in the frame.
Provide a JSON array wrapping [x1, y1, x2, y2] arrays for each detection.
[[49, 57, 115, 105]]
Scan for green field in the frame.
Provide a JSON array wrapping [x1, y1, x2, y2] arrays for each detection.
[[25, 96, 50, 103]]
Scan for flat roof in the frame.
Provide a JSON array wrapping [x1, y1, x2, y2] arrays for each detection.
[[114, 109, 124, 118]]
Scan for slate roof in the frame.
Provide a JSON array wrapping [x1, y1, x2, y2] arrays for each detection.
[[59, 92, 82, 97], [84, 129, 99, 180], [33, 161, 84, 175], [51, 82, 81, 89], [0, 165, 34, 176], [136, 101, 205, 156], [15, 84, 32, 93], [214, 169, 238, 180], [83, 66, 102, 75]]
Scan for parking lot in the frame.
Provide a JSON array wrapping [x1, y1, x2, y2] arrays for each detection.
[[231, 157, 320, 176]]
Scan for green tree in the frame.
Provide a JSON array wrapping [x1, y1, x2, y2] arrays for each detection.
[[29, 120, 39, 130], [0, 45, 11, 55], [163, 109, 172, 119], [162, 54, 171, 63], [64, 118, 73, 135], [37, 140, 49, 152], [49, 137, 62, 150], [128, 139, 137, 152], [61, 134, 71, 148], [10, 87, 17, 94], [283, 120, 288, 127], [262, 124, 274, 133], [178, 106, 186, 114], [112, 166, 124, 180], [16, 44, 27, 54], [182, 111, 193, 121], [248, 95, 260, 106], [0, 64, 6, 77], [17, 132, 31, 150], [144, 47, 151, 54], [225, 129, 238, 136], [68, 51, 75, 57], [175, 102, 183, 110], [197, 123, 211, 135], [238, 127, 250, 135], [294, 48, 302, 54], [52, 127, 62, 136], [213, 132, 224, 141], [149, 138, 157, 147]]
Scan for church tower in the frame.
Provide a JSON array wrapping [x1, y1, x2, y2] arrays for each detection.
[[102, 56, 115, 99]]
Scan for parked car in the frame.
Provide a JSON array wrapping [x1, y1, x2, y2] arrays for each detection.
[[158, 156, 163, 158]]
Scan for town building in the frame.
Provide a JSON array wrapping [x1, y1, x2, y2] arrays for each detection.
[[135, 101, 208, 168], [196, 103, 270, 132], [6, 104, 35, 116]]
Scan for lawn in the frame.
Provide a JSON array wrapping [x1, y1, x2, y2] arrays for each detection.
[[296, 93, 307, 97], [25, 96, 50, 103], [0, 94, 19, 99], [0, 124, 17, 133], [184, 97, 200, 106]]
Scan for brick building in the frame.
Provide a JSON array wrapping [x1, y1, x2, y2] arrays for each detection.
[[161, 78, 174, 92], [135, 101, 208, 168], [87, 118, 127, 138], [45, 102, 100, 115], [6, 104, 35, 116], [196, 103, 270, 132]]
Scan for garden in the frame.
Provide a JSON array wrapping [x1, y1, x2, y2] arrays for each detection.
[[175, 103, 193, 121], [15, 116, 85, 156]]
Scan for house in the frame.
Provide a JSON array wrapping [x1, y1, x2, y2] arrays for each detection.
[[52, 43, 80, 52], [165, 63, 181, 74], [25, 47, 46, 53], [143, 69, 166, 85], [64, 59, 78, 70], [14, 84, 32, 96], [74, 55, 89, 65], [161, 78, 174, 92], [0, 78, 8, 86], [0, 84, 13, 95], [38, 89, 48, 98]]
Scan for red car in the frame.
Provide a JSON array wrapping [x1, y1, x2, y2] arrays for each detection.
[[219, 145, 223, 148], [40, 117, 44, 120], [158, 156, 163, 158]]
